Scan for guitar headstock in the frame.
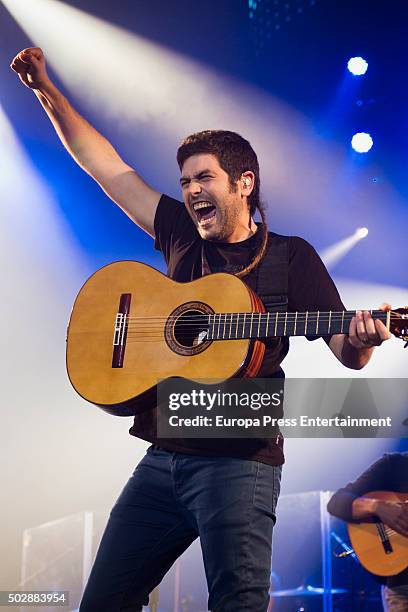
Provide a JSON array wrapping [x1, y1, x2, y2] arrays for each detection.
[[390, 307, 408, 345]]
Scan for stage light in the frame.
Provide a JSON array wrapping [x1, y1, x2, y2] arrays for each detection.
[[355, 227, 368, 239], [347, 56, 368, 76], [351, 132, 373, 153], [321, 228, 369, 270]]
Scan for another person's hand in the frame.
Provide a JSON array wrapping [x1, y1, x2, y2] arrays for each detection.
[[10, 47, 49, 89], [347, 303, 392, 349], [374, 499, 408, 537]]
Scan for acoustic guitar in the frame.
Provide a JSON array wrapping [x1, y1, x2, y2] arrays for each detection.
[[348, 491, 408, 576], [66, 261, 408, 416]]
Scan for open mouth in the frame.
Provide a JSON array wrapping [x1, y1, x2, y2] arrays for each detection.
[[192, 201, 217, 226]]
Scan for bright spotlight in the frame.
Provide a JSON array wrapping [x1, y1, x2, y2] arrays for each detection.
[[347, 56, 368, 76], [356, 227, 369, 239], [351, 132, 373, 153], [321, 228, 369, 269]]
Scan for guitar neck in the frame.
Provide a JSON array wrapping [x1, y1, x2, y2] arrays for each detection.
[[207, 310, 389, 341]]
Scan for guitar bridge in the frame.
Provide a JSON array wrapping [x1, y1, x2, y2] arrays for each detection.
[[112, 293, 131, 368]]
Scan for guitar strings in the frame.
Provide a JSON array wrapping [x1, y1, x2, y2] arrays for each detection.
[[122, 320, 397, 330], [120, 315, 400, 333], [118, 312, 398, 323], [75, 311, 403, 341], [122, 314, 399, 330], [383, 527, 397, 537], [123, 319, 402, 340], [119, 330, 399, 340], [115, 311, 396, 322], [123, 317, 397, 329]]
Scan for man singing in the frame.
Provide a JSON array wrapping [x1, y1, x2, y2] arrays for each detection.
[[11, 47, 392, 612]]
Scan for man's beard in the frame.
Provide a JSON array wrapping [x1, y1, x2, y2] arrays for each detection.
[[199, 204, 241, 242]]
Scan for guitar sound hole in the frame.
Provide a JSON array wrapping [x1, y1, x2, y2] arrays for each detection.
[[173, 310, 208, 348]]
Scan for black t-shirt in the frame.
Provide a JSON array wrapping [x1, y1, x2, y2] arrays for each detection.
[[327, 453, 408, 587], [129, 194, 345, 465]]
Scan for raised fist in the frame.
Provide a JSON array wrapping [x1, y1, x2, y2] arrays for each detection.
[[10, 47, 49, 89]]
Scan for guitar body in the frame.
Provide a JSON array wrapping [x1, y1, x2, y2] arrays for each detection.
[[348, 491, 408, 576], [66, 261, 265, 415]]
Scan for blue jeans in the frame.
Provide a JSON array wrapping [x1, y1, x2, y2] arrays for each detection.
[[80, 445, 281, 612]]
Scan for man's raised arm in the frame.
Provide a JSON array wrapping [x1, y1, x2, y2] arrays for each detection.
[[10, 47, 160, 237]]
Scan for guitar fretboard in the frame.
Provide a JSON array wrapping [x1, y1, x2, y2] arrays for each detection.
[[206, 310, 388, 340]]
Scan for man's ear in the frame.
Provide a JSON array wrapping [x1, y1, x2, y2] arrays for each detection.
[[240, 171, 255, 196]]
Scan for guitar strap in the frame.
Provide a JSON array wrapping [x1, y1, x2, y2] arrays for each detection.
[[201, 229, 289, 384], [255, 232, 289, 313], [256, 234, 290, 378], [201, 230, 289, 313]]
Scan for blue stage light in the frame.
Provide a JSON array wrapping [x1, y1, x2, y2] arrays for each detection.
[[351, 132, 373, 153], [347, 57, 368, 76]]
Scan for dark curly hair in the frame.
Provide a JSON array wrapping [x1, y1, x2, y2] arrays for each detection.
[[176, 130, 268, 277]]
